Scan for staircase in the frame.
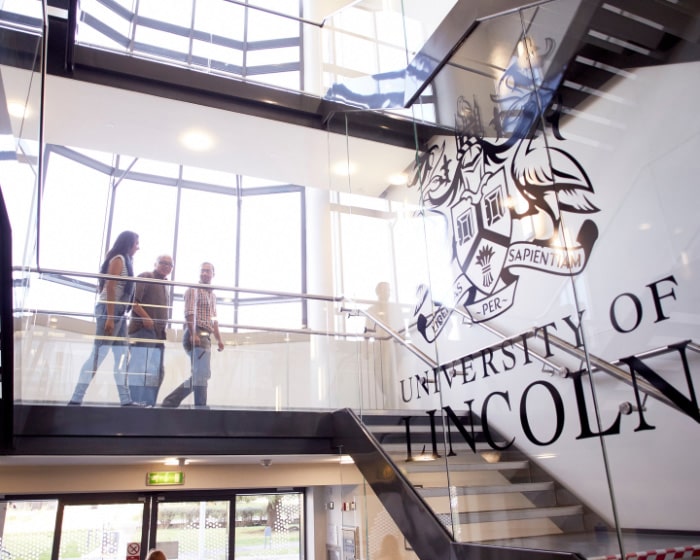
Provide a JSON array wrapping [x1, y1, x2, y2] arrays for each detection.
[[361, 410, 590, 545], [559, 0, 700, 117]]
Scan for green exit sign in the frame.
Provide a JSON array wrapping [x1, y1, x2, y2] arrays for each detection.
[[147, 471, 184, 486]]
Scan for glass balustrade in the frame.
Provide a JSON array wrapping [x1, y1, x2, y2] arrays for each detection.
[[2, 0, 700, 559], [331, 0, 700, 557]]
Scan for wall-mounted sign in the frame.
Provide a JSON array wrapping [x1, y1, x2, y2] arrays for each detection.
[[146, 471, 184, 486]]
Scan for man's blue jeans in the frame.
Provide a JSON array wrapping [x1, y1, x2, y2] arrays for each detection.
[[162, 333, 211, 407], [126, 327, 164, 406]]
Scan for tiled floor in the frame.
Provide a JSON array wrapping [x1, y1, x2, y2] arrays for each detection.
[[482, 530, 700, 559]]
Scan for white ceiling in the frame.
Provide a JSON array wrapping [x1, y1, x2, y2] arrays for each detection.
[[2, 65, 418, 198]]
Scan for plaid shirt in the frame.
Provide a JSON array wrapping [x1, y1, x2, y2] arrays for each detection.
[[184, 286, 217, 332]]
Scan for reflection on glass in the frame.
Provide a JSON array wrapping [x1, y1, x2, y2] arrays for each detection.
[[0, 501, 58, 560], [234, 493, 302, 560], [156, 501, 229, 560], [238, 191, 302, 295], [40, 149, 112, 272], [59, 503, 143, 560]]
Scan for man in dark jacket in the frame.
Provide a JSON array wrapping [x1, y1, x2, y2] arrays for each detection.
[[126, 255, 173, 406]]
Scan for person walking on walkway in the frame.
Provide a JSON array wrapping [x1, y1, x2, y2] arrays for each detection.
[[126, 254, 173, 406], [162, 262, 224, 408], [69, 230, 140, 406]]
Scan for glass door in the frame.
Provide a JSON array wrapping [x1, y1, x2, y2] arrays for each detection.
[[59, 501, 145, 560], [49, 490, 304, 560], [154, 500, 230, 560]]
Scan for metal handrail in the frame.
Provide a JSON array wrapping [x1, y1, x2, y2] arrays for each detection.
[[539, 332, 695, 413], [20, 308, 363, 340], [451, 307, 568, 376], [14, 266, 698, 411], [13, 265, 342, 303], [341, 307, 438, 369]]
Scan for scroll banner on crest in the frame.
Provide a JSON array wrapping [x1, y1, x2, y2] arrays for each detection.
[[415, 220, 598, 343]]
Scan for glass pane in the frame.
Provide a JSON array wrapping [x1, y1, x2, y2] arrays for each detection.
[[251, 71, 301, 91], [234, 493, 302, 560], [236, 300, 303, 330], [21, 276, 96, 316], [138, 0, 193, 27], [181, 165, 237, 187], [156, 501, 229, 560], [70, 146, 117, 167], [0, 0, 43, 20], [77, 0, 133, 51], [247, 47, 300, 68], [59, 503, 143, 559], [110, 179, 179, 275], [247, 0, 299, 18], [39, 150, 112, 273], [133, 27, 190, 58], [193, 0, 245, 41], [193, 41, 243, 71], [0, 500, 58, 560], [127, 157, 180, 178], [247, 9, 299, 42], [336, 212, 394, 301], [175, 188, 237, 293], [0, 157, 36, 267], [238, 191, 302, 294]]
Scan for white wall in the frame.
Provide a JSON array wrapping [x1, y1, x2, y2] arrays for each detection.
[[403, 60, 700, 530]]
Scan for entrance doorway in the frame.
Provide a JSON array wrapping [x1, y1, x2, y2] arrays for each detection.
[[0, 490, 303, 560]]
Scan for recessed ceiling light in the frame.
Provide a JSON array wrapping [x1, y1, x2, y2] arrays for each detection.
[[180, 129, 215, 151], [536, 453, 557, 459], [387, 173, 407, 185], [7, 101, 28, 118], [331, 161, 356, 177]]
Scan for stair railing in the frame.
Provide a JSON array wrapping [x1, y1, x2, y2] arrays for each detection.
[[537, 332, 699, 414], [340, 306, 438, 368], [343, 305, 568, 376], [448, 306, 698, 416]]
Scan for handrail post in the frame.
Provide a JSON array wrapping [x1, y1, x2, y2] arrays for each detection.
[[0, 188, 14, 450], [340, 307, 438, 369]]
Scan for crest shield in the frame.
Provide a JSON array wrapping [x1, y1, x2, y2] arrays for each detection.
[[451, 168, 512, 297]]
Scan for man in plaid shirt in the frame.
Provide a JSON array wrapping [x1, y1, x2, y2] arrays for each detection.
[[163, 262, 224, 407]]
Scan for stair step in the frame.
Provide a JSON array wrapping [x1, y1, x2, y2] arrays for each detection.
[[381, 441, 498, 454], [418, 481, 554, 497], [444, 504, 583, 525], [365, 411, 590, 549], [407, 468, 523, 487], [452, 517, 564, 543], [367, 424, 482, 434], [402, 460, 528, 473], [424, 492, 539, 514]]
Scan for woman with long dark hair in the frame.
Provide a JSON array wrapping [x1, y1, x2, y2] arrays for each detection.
[[69, 230, 140, 406]]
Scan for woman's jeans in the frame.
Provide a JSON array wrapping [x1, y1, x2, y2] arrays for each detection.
[[70, 302, 132, 405], [126, 327, 164, 406]]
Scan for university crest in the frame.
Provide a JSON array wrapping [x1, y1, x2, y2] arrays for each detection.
[[411, 94, 599, 344]]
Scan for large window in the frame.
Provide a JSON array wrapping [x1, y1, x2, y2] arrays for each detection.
[[74, 0, 447, 114], [35, 145, 306, 329], [77, 0, 303, 92]]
